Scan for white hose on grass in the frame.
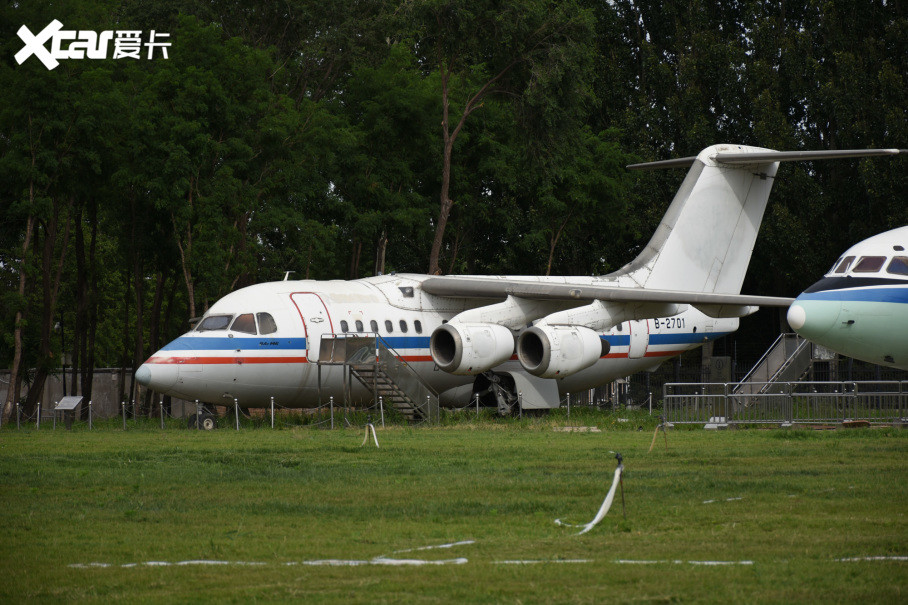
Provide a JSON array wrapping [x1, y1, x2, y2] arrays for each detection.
[[555, 463, 623, 535]]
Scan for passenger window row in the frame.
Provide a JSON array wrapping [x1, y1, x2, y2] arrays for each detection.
[[339, 319, 423, 335], [832, 255, 908, 276]]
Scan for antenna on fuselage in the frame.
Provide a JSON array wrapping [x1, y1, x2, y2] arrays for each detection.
[[283, 271, 295, 281]]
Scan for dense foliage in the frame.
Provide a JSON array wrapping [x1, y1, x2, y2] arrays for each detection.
[[1, 1, 905, 412]]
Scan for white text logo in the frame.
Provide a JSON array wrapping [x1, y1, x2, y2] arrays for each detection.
[[16, 20, 171, 70]]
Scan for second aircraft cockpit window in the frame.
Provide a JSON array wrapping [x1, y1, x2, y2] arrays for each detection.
[[852, 256, 887, 273], [833, 256, 855, 274], [887, 257, 908, 276]]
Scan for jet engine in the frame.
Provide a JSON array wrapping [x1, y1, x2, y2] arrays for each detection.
[[430, 323, 515, 375], [516, 325, 609, 378]]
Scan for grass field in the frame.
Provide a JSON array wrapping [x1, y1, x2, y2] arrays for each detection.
[[1, 412, 906, 603]]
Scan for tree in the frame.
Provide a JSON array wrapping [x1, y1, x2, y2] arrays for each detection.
[[399, 0, 597, 274]]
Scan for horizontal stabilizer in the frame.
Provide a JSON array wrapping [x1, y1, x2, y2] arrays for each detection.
[[628, 148, 905, 170]]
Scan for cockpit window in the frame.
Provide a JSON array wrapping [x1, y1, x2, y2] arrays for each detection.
[[834, 256, 855, 274], [257, 312, 278, 335], [886, 257, 908, 276], [231, 313, 257, 334], [852, 256, 887, 273], [197, 315, 233, 332]]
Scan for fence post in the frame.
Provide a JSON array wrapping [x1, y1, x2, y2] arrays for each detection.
[[475, 392, 480, 418], [122, 401, 126, 430], [330, 396, 334, 429], [159, 395, 164, 429], [648, 392, 652, 416], [16, 402, 21, 430], [270, 396, 275, 429], [195, 400, 201, 430], [88, 401, 93, 430], [379, 396, 385, 428], [901, 381, 905, 422], [518, 392, 523, 419], [37, 401, 41, 429], [567, 392, 571, 421], [787, 382, 793, 424], [53, 401, 57, 430], [234, 398, 240, 431]]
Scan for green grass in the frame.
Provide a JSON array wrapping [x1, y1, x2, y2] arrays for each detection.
[[1, 416, 906, 603]]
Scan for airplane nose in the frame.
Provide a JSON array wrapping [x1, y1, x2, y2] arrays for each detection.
[[787, 304, 807, 330], [787, 297, 842, 341], [136, 364, 152, 386], [135, 361, 179, 390]]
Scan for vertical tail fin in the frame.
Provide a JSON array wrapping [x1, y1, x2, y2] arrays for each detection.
[[617, 144, 780, 294]]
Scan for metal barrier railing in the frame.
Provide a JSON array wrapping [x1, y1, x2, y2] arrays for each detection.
[[665, 381, 907, 424]]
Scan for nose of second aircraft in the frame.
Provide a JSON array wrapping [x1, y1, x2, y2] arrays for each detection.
[[787, 297, 842, 342]]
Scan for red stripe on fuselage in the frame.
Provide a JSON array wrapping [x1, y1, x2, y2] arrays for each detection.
[[603, 349, 685, 359], [145, 356, 309, 365]]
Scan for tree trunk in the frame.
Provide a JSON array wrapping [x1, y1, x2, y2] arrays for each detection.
[[2, 214, 34, 422], [24, 196, 73, 415], [374, 230, 388, 275], [81, 206, 99, 412], [428, 58, 519, 274]]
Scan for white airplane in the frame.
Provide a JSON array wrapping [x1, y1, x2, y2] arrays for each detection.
[[136, 144, 904, 423], [787, 225, 908, 370]]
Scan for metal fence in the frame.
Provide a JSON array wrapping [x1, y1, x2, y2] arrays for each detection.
[[664, 381, 908, 425]]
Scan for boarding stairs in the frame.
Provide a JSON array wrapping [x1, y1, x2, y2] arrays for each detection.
[[317, 334, 438, 423], [348, 364, 426, 421], [733, 333, 812, 397]]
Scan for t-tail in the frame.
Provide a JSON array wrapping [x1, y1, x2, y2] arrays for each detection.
[[616, 144, 905, 295]]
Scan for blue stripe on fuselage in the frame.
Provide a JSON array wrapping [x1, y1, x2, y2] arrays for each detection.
[[798, 287, 908, 304], [602, 332, 726, 347], [161, 336, 307, 350]]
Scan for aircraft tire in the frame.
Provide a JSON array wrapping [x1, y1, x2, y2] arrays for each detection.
[[200, 413, 217, 431]]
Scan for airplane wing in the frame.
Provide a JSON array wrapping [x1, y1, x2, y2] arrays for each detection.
[[421, 276, 794, 307]]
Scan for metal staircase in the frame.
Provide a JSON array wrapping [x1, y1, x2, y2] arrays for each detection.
[[733, 333, 812, 396], [317, 334, 438, 423], [349, 363, 427, 421]]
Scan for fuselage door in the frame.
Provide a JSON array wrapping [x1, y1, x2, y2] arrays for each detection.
[[628, 320, 649, 359], [290, 293, 334, 361]]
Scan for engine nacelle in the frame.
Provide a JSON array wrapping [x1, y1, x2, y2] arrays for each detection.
[[517, 325, 609, 378], [430, 323, 515, 375]]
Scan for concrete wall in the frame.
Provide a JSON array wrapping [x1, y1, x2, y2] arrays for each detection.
[[0, 369, 194, 420]]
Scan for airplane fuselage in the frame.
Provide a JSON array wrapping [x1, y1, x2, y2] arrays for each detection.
[[138, 273, 737, 408], [787, 226, 908, 370]]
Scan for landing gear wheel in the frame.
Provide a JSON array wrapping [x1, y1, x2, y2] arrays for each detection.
[[200, 413, 217, 431], [187, 412, 218, 430]]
